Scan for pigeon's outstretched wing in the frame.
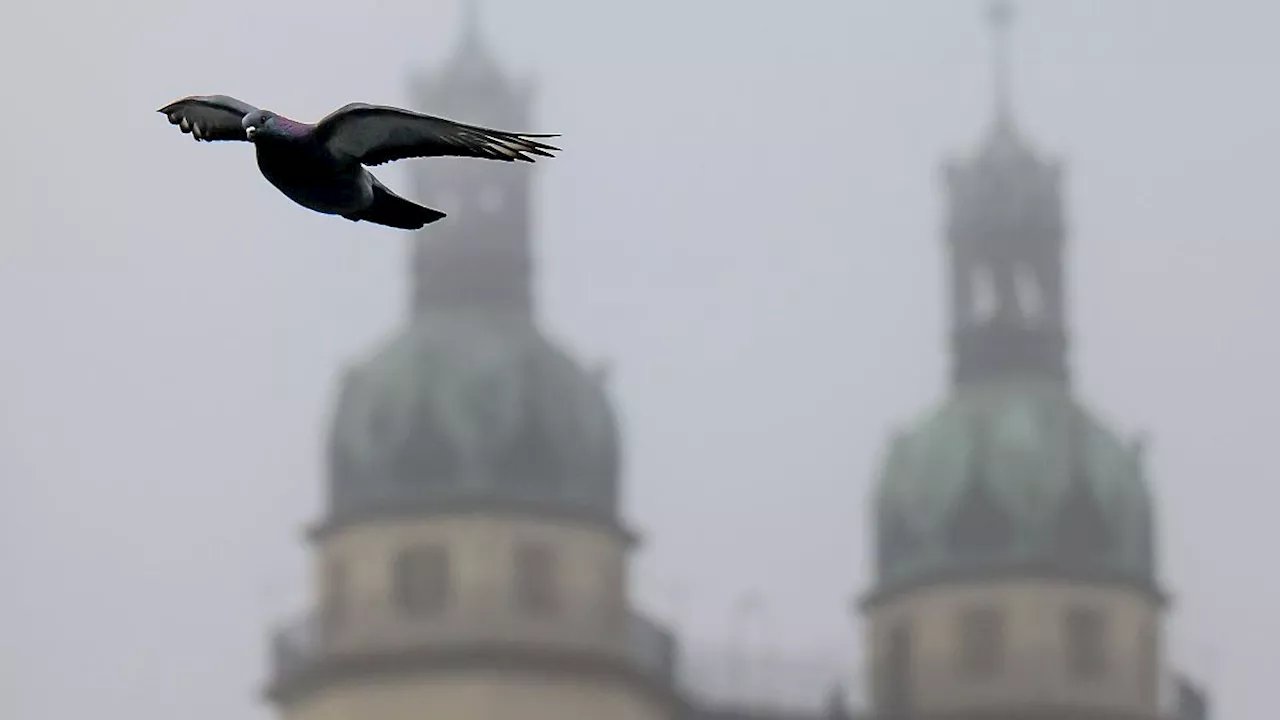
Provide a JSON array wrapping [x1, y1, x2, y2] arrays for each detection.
[[158, 95, 260, 142], [314, 103, 560, 166]]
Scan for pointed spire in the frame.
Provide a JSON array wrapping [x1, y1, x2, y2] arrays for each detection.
[[986, 0, 1016, 132], [435, 0, 505, 87], [946, 1, 1068, 387], [406, 0, 533, 319], [458, 0, 484, 58]]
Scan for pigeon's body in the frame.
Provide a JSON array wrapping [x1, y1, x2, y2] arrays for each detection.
[[158, 95, 558, 230], [251, 122, 372, 215]]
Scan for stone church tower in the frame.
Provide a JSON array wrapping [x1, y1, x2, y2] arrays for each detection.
[[860, 4, 1166, 719], [263, 4, 681, 720]]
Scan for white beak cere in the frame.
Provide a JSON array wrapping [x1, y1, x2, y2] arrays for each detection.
[[245, 126, 257, 140]]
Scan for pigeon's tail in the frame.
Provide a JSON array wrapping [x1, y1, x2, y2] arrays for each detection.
[[349, 182, 446, 230]]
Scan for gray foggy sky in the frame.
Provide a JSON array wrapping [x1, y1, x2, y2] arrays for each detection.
[[1, 1, 1276, 718]]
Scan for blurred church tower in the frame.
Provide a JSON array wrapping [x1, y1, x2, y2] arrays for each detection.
[[860, 3, 1169, 718], [261, 3, 681, 719]]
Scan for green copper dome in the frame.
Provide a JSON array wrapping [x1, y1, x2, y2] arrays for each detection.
[[870, 380, 1158, 602], [324, 310, 620, 528]]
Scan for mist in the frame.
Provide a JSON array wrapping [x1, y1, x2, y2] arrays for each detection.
[[1, 1, 1275, 719]]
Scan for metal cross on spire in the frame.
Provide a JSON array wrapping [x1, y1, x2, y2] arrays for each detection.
[[987, 0, 1016, 129]]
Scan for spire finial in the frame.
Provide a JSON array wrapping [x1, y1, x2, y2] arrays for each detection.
[[460, 0, 482, 50], [987, 0, 1015, 129]]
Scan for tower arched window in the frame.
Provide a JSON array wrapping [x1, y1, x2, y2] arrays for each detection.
[[955, 605, 1005, 678], [969, 263, 998, 323], [393, 544, 451, 617], [513, 541, 559, 616], [1064, 605, 1107, 680]]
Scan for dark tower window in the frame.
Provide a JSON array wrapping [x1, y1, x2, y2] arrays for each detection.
[[956, 605, 1005, 678], [514, 542, 559, 616], [968, 262, 998, 322], [1064, 606, 1107, 680], [393, 544, 451, 616]]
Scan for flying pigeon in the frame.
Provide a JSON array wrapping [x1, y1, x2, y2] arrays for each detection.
[[157, 95, 560, 230]]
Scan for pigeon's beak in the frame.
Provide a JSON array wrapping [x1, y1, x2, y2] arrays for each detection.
[[245, 126, 257, 141]]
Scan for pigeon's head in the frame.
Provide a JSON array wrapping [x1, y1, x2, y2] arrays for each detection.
[[241, 110, 278, 142]]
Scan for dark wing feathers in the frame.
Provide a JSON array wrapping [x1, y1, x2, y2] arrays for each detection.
[[157, 95, 260, 142], [314, 103, 560, 166]]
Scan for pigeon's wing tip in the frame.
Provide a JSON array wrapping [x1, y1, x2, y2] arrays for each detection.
[[157, 98, 189, 115]]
